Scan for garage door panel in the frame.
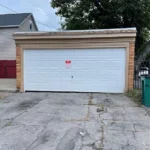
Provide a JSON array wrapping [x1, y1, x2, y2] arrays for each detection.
[[72, 70, 124, 78], [26, 73, 72, 81], [26, 61, 64, 68], [72, 83, 124, 93], [24, 49, 126, 93], [72, 61, 124, 69], [25, 84, 72, 92]]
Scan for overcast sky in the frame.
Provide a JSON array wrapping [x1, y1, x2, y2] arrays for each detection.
[[0, 0, 61, 31]]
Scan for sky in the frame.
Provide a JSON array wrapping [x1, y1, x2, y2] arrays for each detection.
[[0, 0, 61, 31]]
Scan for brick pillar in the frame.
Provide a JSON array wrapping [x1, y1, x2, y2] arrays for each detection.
[[16, 45, 21, 90], [128, 42, 135, 90]]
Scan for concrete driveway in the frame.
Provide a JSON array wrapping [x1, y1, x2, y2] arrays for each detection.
[[0, 93, 150, 150]]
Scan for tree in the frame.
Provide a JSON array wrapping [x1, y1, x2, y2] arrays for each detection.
[[51, 0, 150, 54]]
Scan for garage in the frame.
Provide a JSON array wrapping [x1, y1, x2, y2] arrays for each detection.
[[13, 28, 136, 93]]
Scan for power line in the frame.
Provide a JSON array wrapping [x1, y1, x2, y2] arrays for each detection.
[[0, 4, 16, 13], [35, 20, 57, 29], [0, 3, 57, 30]]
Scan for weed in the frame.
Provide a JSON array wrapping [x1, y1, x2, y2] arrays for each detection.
[[97, 104, 105, 112], [88, 97, 93, 105], [126, 90, 142, 106], [5, 122, 12, 127]]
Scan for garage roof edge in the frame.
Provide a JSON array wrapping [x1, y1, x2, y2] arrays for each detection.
[[13, 28, 136, 40]]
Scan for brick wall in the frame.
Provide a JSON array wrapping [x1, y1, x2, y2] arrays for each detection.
[[128, 42, 135, 90], [15, 34, 136, 92], [16, 45, 21, 89]]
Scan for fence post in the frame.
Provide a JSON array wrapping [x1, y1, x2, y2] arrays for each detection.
[[149, 60, 150, 74]]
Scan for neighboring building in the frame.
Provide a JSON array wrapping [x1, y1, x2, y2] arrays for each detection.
[[0, 13, 38, 80], [0, 13, 38, 78]]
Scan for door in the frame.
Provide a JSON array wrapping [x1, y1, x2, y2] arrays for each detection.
[[0, 60, 16, 78], [24, 48, 126, 93]]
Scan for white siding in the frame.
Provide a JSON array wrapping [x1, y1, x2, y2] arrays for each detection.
[[0, 15, 37, 60], [19, 16, 37, 31], [0, 28, 17, 60]]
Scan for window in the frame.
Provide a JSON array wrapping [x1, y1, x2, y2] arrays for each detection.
[[30, 20, 32, 30]]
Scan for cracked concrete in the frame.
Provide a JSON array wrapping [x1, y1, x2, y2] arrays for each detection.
[[0, 93, 150, 150]]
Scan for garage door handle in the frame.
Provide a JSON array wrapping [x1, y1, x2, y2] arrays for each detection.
[[71, 76, 73, 79]]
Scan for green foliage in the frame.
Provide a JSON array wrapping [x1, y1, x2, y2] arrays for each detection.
[[126, 90, 142, 105], [51, 0, 150, 53]]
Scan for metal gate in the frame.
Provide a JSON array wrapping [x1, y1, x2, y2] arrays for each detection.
[[134, 60, 150, 89]]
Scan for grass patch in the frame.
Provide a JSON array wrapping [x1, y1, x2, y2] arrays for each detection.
[[126, 90, 142, 106]]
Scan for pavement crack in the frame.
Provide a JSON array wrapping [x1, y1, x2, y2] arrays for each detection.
[[133, 123, 137, 132], [132, 131, 136, 139], [26, 104, 62, 150], [26, 126, 47, 150], [64, 106, 90, 122], [79, 121, 87, 150], [97, 111, 105, 150], [100, 119, 104, 149], [56, 127, 83, 150], [0, 119, 13, 130], [122, 107, 134, 122], [0, 110, 27, 130], [88, 93, 93, 105], [1, 94, 50, 131]]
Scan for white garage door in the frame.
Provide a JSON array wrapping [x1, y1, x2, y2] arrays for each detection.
[[24, 48, 126, 93]]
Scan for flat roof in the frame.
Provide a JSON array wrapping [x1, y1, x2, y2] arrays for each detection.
[[13, 28, 136, 40]]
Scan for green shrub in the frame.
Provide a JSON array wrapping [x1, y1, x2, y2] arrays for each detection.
[[126, 90, 142, 106]]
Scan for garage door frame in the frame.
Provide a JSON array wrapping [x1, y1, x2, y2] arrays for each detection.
[[19, 42, 129, 93]]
